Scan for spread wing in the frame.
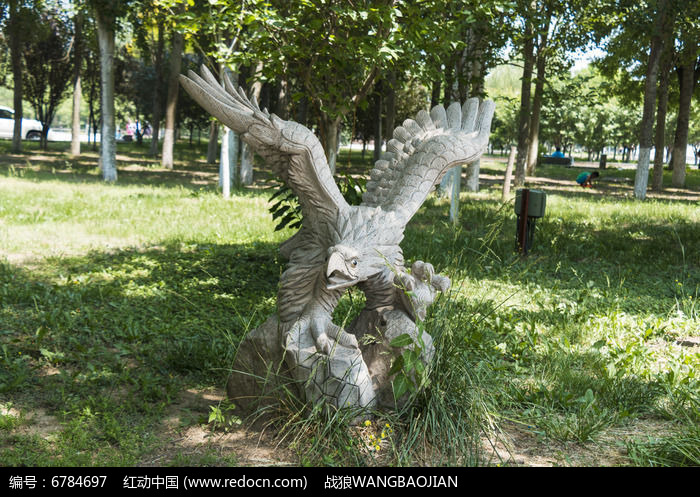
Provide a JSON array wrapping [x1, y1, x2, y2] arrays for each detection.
[[362, 98, 495, 225], [179, 66, 349, 233]]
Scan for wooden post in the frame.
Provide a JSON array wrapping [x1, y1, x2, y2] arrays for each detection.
[[517, 188, 530, 255], [502, 145, 516, 201]]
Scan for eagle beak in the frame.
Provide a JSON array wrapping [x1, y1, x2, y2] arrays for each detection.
[[326, 251, 347, 278]]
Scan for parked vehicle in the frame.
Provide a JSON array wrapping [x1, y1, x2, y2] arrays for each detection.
[[0, 106, 43, 140]]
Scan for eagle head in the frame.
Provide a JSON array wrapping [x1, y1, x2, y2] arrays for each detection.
[[325, 245, 362, 290]]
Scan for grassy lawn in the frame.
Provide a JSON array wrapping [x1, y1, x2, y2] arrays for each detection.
[[0, 139, 698, 466]]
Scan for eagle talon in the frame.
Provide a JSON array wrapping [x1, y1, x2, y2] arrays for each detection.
[[315, 334, 332, 355], [309, 315, 359, 355], [328, 327, 359, 349]]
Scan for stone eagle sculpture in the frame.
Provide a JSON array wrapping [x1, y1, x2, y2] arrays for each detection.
[[179, 66, 494, 412]]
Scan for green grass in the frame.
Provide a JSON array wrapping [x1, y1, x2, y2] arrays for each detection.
[[0, 144, 699, 466]]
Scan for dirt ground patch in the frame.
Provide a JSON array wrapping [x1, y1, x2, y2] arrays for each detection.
[[144, 388, 297, 467], [480, 418, 676, 467]]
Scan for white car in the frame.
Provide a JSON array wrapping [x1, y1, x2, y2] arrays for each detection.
[[0, 106, 43, 140]]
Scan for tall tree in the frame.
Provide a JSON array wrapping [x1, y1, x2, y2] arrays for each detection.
[[70, 8, 84, 156], [651, 12, 676, 191], [634, 0, 671, 200], [524, 5, 552, 176], [669, 11, 700, 187], [148, 16, 165, 156], [161, 28, 183, 169], [128, 1, 168, 156], [4, 0, 39, 153], [513, 0, 600, 177], [157, 0, 249, 191], [94, 6, 117, 181], [241, 0, 400, 174], [89, 0, 130, 182], [514, 5, 535, 187], [83, 30, 101, 149], [595, 0, 684, 199], [22, 7, 74, 149]]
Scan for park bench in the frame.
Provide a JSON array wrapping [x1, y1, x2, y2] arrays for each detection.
[[538, 155, 573, 167]]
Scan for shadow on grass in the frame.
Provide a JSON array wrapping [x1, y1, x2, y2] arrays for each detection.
[[0, 142, 289, 198], [0, 240, 282, 464], [478, 163, 700, 205], [0, 139, 230, 192]]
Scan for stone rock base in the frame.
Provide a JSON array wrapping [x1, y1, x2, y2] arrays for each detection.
[[227, 308, 435, 416], [226, 316, 300, 416]]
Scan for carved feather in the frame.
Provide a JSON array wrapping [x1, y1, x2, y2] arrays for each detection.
[[179, 66, 349, 231], [361, 98, 495, 224]]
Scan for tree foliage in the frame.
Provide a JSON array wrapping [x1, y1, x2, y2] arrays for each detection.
[[21, 6, 74, 149], [0, 0, 696, 193]]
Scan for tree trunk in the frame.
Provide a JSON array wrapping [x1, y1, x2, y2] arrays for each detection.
[[275, 78, 288, 119], [217, 67, 240, 191], [464, 35, 485, 193], [70, 13, 83, 157], [458, 49, 469, 103], [373, 89, 383, 162], [468, 41, 485, 98], [635, 0, 668, 200], [96, 12, 117, 182], [670, 41, 698, 188], [384, 71, 396, 142], [220, 126, 238, 198], [430, 79, 441, 109], [526, 31, 548, 176], [652, 56, 672, 191], [88, 67, 98, 151], [320, 114, 341, 174], [652, 8, 676, 192], [449, 165, 461, 224], [70, 76, 82, 155], [40, 125, 49, 151], [161, 31, 183, 170], [514, 25, 535, 187], [207, 121, 218, 164], [295, 94, 309, 126], [9, 5, 23, 153], [149, 18, 165, 157], [502, 145, 517, 200], [239, 142, 254, 185], [239, 61, 263, 185], [443, 58, 456, 107]]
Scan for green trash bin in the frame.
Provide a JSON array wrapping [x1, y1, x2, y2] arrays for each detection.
[[515, 189, 547, 218]]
